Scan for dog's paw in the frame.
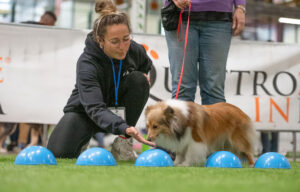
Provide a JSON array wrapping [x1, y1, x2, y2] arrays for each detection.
[[175, 162, 191, 167], [174, 159, 183, 166], [174, 161, 181, 166]]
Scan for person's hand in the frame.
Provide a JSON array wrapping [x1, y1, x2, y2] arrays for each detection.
[[173, 0, 191, 10], [232, 7, 245, 36], [143, 73, 151, 86], [125, 126, 156, 147]]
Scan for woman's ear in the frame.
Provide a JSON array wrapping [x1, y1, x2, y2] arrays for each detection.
[[97, 36, 104, 48]]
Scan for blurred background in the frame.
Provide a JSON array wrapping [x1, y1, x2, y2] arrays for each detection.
[[0, 0, 300, 43]]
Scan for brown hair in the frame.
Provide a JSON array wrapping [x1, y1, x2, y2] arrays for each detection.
[[44, 11, 57, 22], [93, 0, 131, 42]]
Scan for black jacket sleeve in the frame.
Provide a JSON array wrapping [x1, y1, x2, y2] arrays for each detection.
[[138, 45, 152, 74], [77, 58, 129, 136], [130, 41, 152, 74]]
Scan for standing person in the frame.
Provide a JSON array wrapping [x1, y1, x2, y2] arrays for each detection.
[[16, 11, 57, 151], [39, 11, 57, 26], [47, 0, 155, 158], [0, 123, 17, 153], [164, 0, 246, 104], [22, 11, 57, 26]]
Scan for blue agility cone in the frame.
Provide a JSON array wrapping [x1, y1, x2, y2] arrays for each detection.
[[15, 146, 57, 165], [135, 149, 174, 167], [205, 151, 242, 168], [76, 147, 117, 166], [254, 152, 291, 169]]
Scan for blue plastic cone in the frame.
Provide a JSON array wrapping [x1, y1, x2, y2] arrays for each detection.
[[15, 146, 57, 165], [76, 147, 117, 166]]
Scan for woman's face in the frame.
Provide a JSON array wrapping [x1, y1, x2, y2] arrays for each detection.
[[99, 24, 131, 60]]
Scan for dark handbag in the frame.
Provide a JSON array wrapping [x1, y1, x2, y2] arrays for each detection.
[[161, 1, 181, 31]]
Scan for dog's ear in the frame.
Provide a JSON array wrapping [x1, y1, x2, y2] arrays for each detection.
[[164, 106, 174, 119], [145, 105, 153, 116]]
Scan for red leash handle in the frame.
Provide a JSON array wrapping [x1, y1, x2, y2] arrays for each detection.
[[177, 10, 183, 42], [175, 3, 191, 100], [119, 135, 127, 140]]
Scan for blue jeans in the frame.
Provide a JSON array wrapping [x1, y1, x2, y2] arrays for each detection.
[[165, 21, 232, 104]]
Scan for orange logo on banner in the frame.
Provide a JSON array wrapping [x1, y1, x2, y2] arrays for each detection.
[[255, 96, 290, 123], [0, 56, 12, 83], [255, 97, 260, 122], [142, 44, 159, 60], [269, 97, 290, 123]]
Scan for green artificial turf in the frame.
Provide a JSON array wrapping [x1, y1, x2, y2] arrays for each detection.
[[0, 155, 299, 192]]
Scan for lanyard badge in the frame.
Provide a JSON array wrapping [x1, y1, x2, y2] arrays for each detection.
[[110, 59, 126, 120], [108, 107, 126, 120]]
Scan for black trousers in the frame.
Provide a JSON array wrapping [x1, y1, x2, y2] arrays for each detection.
[[47, 71, 150, 158], [261, 132, 279, 153]]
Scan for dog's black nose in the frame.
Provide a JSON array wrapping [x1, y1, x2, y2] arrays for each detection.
[[147, 136, 151, 141]]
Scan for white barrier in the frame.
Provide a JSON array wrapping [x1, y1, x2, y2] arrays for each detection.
[[0, 23, 299, 153]]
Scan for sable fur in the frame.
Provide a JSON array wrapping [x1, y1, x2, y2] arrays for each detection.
[[145, 100, 256, 167]]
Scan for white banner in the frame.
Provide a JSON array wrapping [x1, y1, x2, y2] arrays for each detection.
[[0, 23, 299, 132], [133, 37, 300, 132], [0, 23, 86, 124]]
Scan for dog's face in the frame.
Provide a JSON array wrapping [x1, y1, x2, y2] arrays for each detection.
[[145, 102, 175, 141]]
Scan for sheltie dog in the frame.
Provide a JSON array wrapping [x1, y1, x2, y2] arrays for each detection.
[[145, 100, 256, 167]]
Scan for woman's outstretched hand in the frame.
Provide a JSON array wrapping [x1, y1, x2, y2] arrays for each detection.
[[125, 126, 156, 147]]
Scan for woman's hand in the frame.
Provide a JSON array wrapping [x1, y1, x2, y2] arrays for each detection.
[[126, 126, 156, 147], [232, 7, 245, 36], [173, 0, 191, 10]]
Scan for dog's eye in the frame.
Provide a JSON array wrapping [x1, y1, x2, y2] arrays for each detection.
[[153, 125, 158, 129]]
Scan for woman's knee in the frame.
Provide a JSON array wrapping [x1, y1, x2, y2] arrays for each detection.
[[126, 71, 150, 91], [47, 133, 83, 158], [47, 112, 93, 158]]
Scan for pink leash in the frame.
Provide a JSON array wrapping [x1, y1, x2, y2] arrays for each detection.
[[120, 4, 191, 141], [175, 3, 191, 100]]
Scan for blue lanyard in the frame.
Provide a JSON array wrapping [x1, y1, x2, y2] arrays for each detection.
[[111, 59, 122, 107]]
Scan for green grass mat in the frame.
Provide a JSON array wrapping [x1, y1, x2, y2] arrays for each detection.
[[0, 155, 299, 192]]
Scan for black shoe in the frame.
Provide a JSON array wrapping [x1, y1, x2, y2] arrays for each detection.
[[7, 142, 17, 151]]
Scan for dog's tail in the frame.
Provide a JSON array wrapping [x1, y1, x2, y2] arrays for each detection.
[[246, 121, 261, 155]]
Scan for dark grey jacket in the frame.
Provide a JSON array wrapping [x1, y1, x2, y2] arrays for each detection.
[[64, 32, 152, 136]]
